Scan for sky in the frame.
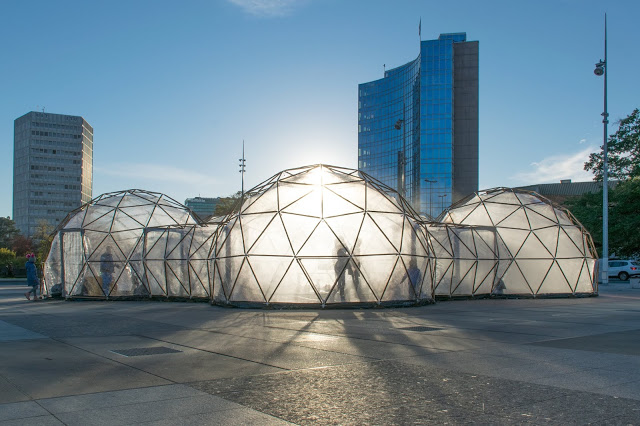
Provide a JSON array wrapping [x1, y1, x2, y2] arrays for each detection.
[[1, 0, 639, 218]]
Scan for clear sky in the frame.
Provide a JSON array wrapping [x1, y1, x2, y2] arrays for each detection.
[[1, 0, 638, 218]]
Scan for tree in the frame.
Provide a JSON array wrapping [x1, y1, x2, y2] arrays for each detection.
[[0, 217, 19, 249], [0, 248, 17, 277], [12, 235, 34, 257], [33, 220, 54, 265], [213, 191, 243, 217], [608, 178, 640, 258], [585, 108, 640, 181], [0, 248, 16, 269], [565, 178, 640, 258]]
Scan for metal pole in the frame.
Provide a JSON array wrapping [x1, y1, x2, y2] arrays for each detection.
[[402, 102, 406, 199], [601, 14, 609, 285], [239, 140, 246, 197], [425, 179, 437, 218]]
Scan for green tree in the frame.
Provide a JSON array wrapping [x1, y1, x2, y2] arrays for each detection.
[[0, 217, 19, 249], [0, 247, 16, 267], [213, 191, 243, 217], [585, 108, 640, 181], [608, 178, 640, 258], [0, 248, 18, 278], [565, 178, 640, 258], [33, 220, 54, 265]]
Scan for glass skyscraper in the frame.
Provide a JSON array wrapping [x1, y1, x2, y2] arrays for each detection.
[[358, 33, 478, 218]]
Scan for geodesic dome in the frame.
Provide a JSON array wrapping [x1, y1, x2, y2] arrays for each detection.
[[439, 188, 597, 296], [44, 190, 203, 298], [212, 165, 434, 307]]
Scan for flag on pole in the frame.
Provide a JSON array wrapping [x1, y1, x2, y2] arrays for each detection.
[[419, 18, 421, 38]]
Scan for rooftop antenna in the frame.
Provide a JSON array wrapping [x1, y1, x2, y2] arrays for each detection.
[[42, 106, 45, 113], [239, 140, 246, 196], [383, 64, 386, 76]]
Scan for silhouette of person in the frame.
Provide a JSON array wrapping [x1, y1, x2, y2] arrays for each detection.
[[407, 259, 421, 297], [100, 246, 115, 296], [335, 247, 348, 302], [492, 278, 506, 296], [334, 245, 363, 302]]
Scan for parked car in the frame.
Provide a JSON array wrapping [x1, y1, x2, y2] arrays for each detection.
[[607, 260, 640, 281]]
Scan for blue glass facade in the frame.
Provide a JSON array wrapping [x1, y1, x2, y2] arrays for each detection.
[[358, 33, 477, 218]]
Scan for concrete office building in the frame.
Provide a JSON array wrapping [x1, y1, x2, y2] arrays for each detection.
[[13, 111, 93, 237], [358, 33, 478, 217]]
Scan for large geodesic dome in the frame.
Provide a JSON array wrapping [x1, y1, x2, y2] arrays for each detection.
[[44, 190, 204, 298], [212, 165, 434, 307], [439, 188, 597, 296]]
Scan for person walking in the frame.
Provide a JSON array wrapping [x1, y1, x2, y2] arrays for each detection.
[[24, 253, 40, 301], [100, 246, 115, 296]]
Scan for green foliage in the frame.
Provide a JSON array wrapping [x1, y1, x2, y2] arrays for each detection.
[[565, 178, 640, 258], [564, 191, 603, 254], [0, 247, 16, 266], [33, 220, 54, 266], [0, 248, 21, 277], [609, 178, 640, 258], [585, 108, 640, 181], [0, 217, 19, 249], [213, 191, 243, 217]]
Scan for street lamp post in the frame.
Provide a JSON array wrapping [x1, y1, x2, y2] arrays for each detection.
[[394, 103, 406, 198], [594, 15, 608, 286], [239, 140, 246, 197], [439, 194, 447, 215], [425, 179, 437, 218]]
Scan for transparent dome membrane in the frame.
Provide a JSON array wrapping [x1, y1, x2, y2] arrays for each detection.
[[213, 165, 433, 307], [439, 188, 597, 297], [44, 170, 597, 306]]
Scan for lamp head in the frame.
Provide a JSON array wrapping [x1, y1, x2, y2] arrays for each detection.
[[594, 67, 604, 76]]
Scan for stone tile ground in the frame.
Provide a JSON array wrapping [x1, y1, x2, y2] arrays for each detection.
[[1, 281, 639, 425]]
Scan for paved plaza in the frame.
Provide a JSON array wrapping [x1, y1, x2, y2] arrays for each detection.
[[1, 280, 640, 425]]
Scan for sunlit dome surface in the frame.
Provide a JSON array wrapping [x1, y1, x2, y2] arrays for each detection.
[[213, 165, 434, 306], [439, 188, 597, 296], [44, 169, 597, 306]]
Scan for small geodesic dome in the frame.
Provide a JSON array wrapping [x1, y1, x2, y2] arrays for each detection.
[[212, 165, 433, 307], [44, 190, 202, 298], [439, 188, 597, 296]]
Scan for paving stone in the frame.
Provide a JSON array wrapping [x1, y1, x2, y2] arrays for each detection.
[[0, 320, 47, 342], [0, 374, 30, 404], [531, 329, 640, 356], [0, 401, 48, 421], [54, 394, 242, 426], [139, 407, 293, 425], [37, 384, 206, 414], [0, 340, 170, 399], [0, 313, 187, 338], [0, 415, 64, 426]]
